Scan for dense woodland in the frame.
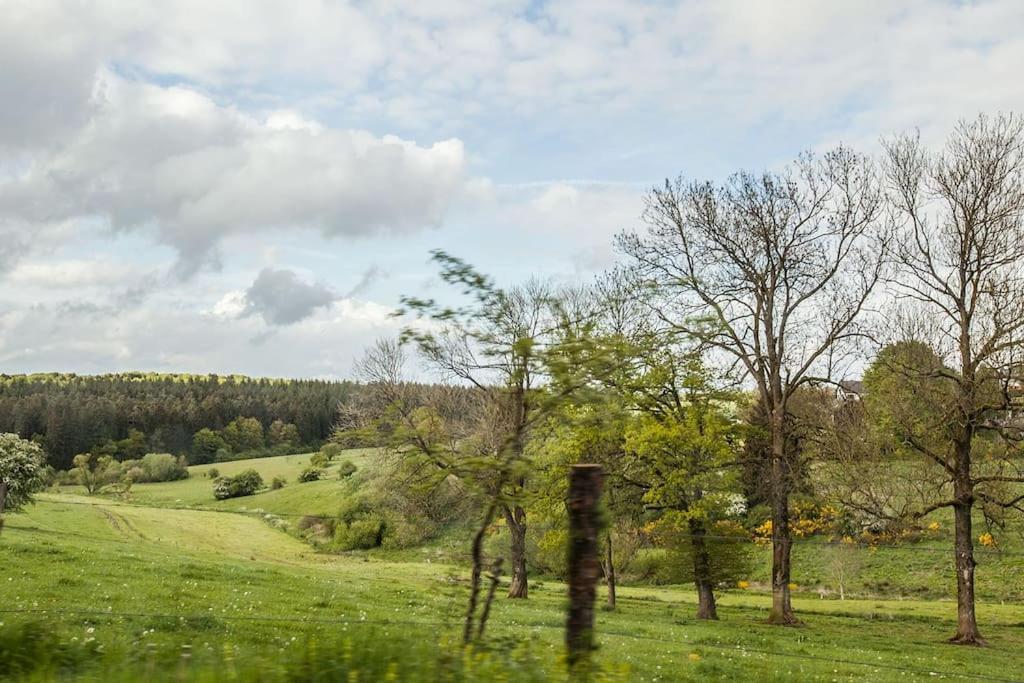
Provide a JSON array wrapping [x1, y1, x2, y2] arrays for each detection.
[[0, 373, 355, 469]]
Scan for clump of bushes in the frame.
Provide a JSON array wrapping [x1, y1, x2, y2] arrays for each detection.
[[309, 452, 329, 469], [65, 452, 188, 492], [207, 467, 220, 479], [271, 475, 286, 490], [331, 493, 389, 550], [298, 466, 323, 483], [213, 469, 264, 500], [135, 453, 188, 482], [337, 460, 357, 479]]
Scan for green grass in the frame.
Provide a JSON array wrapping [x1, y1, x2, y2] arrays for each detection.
[[4, 489, 1024, 682], [60, 449, 378, 516]]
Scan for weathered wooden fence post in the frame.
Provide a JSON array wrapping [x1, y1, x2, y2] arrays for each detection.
[[566, 463, 603, 672]]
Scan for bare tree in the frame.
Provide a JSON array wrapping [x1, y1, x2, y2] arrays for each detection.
[[619, 147, 888, 624], [883, 113, 1024, 645]]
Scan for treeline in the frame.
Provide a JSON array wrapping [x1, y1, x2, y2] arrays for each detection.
[[0, 373, 356, 469]]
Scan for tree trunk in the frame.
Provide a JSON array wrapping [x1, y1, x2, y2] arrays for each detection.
[[768, 409, 797, 625], [602, 531, 616, 609], [951, 496, 985, 645], [689, 519, 718, 620], [505, 504, 528, 599], [464, 503, 497, 644]]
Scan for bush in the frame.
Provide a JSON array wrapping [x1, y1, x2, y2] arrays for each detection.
[[139, 453, 189, 482], [320, 442, 344, 461], [298, 466, 323, 483], [213, 469, 264, 500], [207, 467, 220, 479], [336, 460, 357, 478], [309, 452, 329, 469], [334, 515, 386, 550], [271, 475, 286, 490]]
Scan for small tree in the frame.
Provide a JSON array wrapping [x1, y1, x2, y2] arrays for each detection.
[[0, 433, 47, 534], [823, 539, 863, 601], [71, 453, 121, 494]]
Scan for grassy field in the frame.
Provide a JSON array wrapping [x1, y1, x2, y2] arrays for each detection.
[[3, 452, 1023, 681], [59, 450, 377, 516]]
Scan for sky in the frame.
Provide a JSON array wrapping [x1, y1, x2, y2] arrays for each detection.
[[2, 0, 1024, 379]]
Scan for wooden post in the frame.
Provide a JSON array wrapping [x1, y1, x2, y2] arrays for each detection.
[[566, 464, 603, 671]]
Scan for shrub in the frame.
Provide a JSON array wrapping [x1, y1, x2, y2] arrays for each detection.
[[336, 460, 357, 478], [207, 467, 220, 479], [320, 442, 344, 461], [334, 515, 386, 550], [139, 453, 189, 482], [213, 469, 264, 500], [298, 466, 323, 483], [271, 475, 286, 490], [309, 452, 329, 469]]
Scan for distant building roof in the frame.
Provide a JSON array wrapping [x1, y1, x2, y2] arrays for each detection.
[[838, 380, 864, 396]]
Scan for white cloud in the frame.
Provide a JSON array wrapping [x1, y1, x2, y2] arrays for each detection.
[[7, 258, 144, 289], [5, 1, 1024, 377], [0, 72, 468, 276]]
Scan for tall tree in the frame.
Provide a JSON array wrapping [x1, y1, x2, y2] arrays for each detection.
[[882, 113, 1024, 645], [619, 147, 888, 624]]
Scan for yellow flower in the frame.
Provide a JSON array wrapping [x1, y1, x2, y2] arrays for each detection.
[[737, 580, 750, 590], [927, 521, 940, 532], [979, 532, 997, 548], [688, 653, 702, 662], [787, 582, 798, 591]]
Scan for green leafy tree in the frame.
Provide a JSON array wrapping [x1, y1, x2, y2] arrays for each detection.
[[397, 251, 592, 643], [0, 433, 47, 534], [71, 454, 111, 494], [530, 394, 642, 610], [222, 417, 265, 453], [191, 428, 228, 465]]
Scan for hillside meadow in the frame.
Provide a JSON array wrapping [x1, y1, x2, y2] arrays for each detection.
[[2, 451, 1023, 681]]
